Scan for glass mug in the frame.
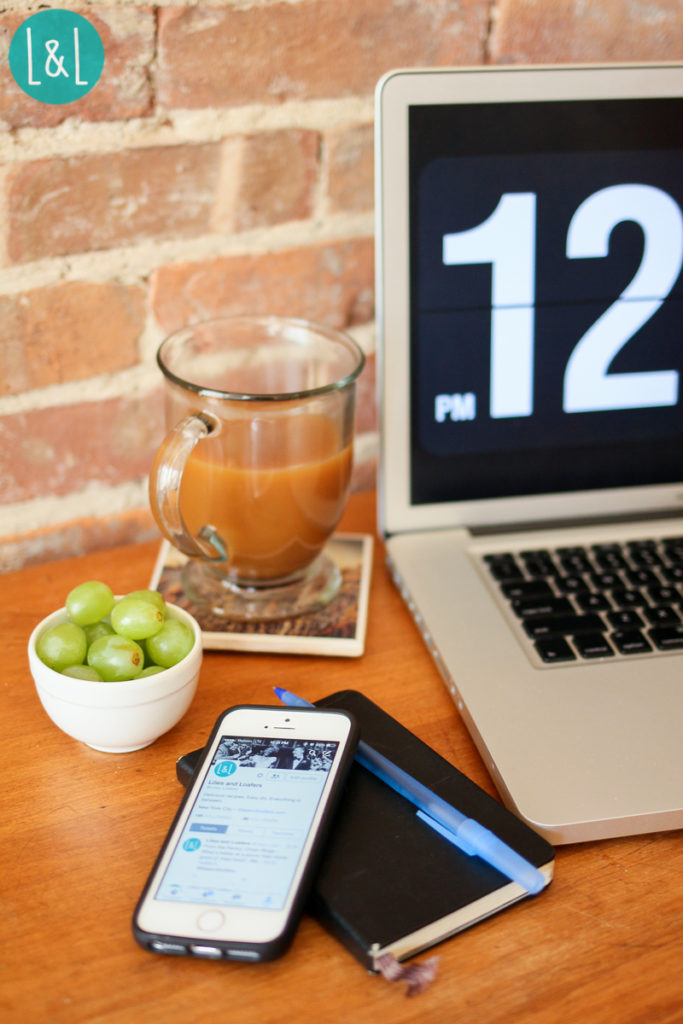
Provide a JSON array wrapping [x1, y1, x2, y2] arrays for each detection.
[[149, 316, 365, 621]]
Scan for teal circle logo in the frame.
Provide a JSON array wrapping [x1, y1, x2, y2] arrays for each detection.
[[214, 760, 237, 777], [183, 838, 201, 852], [9, 9, 104, 105]]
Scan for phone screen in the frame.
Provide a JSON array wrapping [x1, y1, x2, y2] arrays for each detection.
[[155, 736, 340, 911]]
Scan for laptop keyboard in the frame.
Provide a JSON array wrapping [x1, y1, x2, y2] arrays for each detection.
[[483, 536, 683, 664]]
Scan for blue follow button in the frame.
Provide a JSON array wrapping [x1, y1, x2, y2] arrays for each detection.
[[9, 9, 104, 105]]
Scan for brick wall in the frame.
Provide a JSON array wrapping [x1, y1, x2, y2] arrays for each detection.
[[1, 0, 681, 571]]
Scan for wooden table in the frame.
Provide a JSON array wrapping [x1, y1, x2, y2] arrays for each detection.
[[2, 491, 681, 1024]]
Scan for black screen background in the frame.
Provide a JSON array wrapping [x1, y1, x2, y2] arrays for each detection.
[[408, 98, 683, 506]]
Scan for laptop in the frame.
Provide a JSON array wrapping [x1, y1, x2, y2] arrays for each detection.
[[375, 63, 683, 844]]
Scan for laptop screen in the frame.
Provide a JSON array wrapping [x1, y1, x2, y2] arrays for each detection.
[[408, 95, 683, 507]]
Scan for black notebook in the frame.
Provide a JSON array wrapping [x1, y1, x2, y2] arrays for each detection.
[[176, 690, 554, 970]]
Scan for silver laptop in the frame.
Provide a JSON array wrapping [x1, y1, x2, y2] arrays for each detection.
[[375, 63, 683, 844]]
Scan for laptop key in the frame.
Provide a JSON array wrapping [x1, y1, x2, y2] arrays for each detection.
[[524, 613, 604, 639], [611, 588, 647, 608], [662, 539, 683, 562], [607, 609, 644, 629], [576, 591, 612, 612], [593, 545, 628, 571], [573, 632, 614, 659], [485, 554, 524, 581], [512, 596, 574, 618], [643, 605, 681, 626], [649, 624, 683, 650], [625, 568, 658, 587], [500, 578, 553, 601], [558, 549, 592, 574], [611, 629, 652, 655], [556, 574, 590, 594], [647, 585, 680, 605], [627, 542, 662, 567], [521, 551, 558, 577], [590, 571, 623, 591], [534, 636, 576, 663]]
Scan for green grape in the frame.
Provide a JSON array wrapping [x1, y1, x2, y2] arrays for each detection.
[[63, 664, 103, 681], [139, 665, 165, 677], [145, 619, 194, 669], [137, 638, 152, 669], [111, 597, 165, 640], [37, 622, 87, 672], [34, 579, 191, 682], [87, 634, 144, 682], [83, 620, 114, 646], [66, 581, 115, 626], [125, 589, 166, 613]]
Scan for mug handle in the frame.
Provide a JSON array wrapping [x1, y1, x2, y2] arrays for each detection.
[[149, 412, 227, 562]]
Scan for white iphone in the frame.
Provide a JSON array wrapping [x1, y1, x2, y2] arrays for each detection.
[[133, 704, 358, 962]]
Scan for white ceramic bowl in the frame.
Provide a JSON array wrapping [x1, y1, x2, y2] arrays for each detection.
[[28, 601, 203, 753]]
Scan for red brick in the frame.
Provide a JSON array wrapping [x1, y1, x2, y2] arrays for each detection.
[[327, 124, 374, 214], [0, 7, 155, 130], [231, 130, 320, 232], [0, 450, 376, 572], [0, 508, 158, 574], [0, 390, 164, 505], [0, 281, 145, 396], [7, 128, 323, 262], [8, 144, 222, 262], [490, 0, 683, 64], [150, 237, 375, 335], [157, 1, 487, 109]]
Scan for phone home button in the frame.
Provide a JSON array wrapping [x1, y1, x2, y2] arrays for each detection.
[[197, 909, 225, 932]]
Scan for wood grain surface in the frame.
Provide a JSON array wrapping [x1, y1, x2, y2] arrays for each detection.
[[2, 492, 681, 1024]]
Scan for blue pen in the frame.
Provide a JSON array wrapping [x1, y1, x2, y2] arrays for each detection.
[[273, 687, 546, 895]]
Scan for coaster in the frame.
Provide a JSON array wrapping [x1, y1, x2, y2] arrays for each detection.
[[149, 534, 373, 657]]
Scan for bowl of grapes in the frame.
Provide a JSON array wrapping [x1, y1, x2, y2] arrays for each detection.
[[28, 581, 203, 753]]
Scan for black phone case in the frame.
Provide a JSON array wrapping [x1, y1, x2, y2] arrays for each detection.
[[132, 704, 359, 963]]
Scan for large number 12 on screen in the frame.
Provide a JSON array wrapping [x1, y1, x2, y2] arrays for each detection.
[[442, 184, 683, 419]]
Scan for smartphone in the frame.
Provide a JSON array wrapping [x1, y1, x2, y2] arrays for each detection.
[[133, 704, 358, 963]]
